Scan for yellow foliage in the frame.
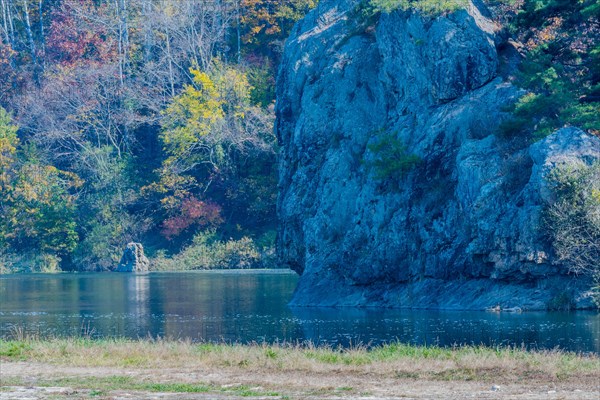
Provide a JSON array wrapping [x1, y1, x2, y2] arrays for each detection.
[[0, 107, 19, 175], [0, 134, 17, 156], [160, 65, 254, 165], [161, 68, 224, 156], [141, 168, 198, 213], [13, 165, 81, 205], [592, 189, 600, 203]]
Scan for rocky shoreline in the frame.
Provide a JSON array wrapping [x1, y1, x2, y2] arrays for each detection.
[[289, 275, 596, 310]]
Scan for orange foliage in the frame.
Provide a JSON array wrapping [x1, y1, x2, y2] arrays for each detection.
[[46, 0, 117, 67], [161, 197, 223, 240]]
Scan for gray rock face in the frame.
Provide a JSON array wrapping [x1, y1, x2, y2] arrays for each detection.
[[116, 243, 150, 272], [276, 0, 600, 309]]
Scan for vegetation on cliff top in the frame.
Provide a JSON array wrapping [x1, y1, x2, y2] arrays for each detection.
[[499, 0, 600, 140], [370, 0, 469, 15]]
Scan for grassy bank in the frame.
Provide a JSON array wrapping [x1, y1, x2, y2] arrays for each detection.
[[1, 338, 599, 399]]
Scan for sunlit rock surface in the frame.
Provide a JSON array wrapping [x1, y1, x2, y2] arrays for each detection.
[[276, 0, 600, 309]]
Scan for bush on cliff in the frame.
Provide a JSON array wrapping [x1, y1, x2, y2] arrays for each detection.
[[363, 131, 420, 189], [545, 162, 600, 306]]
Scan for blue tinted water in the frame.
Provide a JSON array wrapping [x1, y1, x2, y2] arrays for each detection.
[[0, 271, 598, 353]]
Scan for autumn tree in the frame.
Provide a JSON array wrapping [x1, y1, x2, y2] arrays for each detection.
[[46, 0, 117, 67], [0, 107, 81, 270], [156, 64, 276, 240], [0, 106, 18, 198], [238, 0, 317, 58]]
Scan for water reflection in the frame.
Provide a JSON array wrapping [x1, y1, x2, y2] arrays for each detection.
[[0, 271, 598, 353], [128, 275, 150, 335], [289, 307, 600, 353]]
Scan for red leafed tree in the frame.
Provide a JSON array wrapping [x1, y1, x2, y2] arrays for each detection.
[[161, 197, 223, 240], [46, 0, 116, 67]]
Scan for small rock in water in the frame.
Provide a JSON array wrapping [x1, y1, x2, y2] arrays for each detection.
[[115, 242, 150, 272]]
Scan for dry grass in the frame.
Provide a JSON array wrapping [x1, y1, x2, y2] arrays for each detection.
[[1, 338, 598, 383], [1, 338, 599, 399]]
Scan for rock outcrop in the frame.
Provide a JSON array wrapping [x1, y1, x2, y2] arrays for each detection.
[[276, 0, 600, 309], [116, 243, 150, 272]]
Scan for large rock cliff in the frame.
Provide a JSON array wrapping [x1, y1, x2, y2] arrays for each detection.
[[276, 0, 600, 310]]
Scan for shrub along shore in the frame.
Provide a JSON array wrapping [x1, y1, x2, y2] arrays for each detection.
[[1, 338, 599, 399]]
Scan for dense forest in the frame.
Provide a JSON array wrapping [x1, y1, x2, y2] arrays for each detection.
[[0, 0, 598, 273], [0, 0, 317, 272]]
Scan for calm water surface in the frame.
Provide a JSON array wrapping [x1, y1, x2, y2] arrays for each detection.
[[1, 271, 598, 353]]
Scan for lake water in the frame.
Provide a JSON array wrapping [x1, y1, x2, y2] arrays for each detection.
[[1, 271, 598, 353]]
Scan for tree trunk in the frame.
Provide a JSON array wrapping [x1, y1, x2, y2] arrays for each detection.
[[22, 0, 36, 62], [165, 27, 175, 97], [4, 0, 15, 46], [114, 0, 125, 87], [1, 0, 10, 45], [235, 0, 241, 64], [141, 0, 151, 63], [38, 0, 44, 62], [119, 0, 129, 72]]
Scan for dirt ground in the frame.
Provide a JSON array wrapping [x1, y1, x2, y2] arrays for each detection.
[[1, 361, 599, 400]]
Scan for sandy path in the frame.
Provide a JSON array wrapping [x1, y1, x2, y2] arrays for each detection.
[[1, 361, 599, 399]]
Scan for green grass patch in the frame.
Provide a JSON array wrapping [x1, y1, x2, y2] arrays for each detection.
[[369, 342, 454, 360], [194, 342, 222, 354], [0, 341, 32, 358], [143, 382, 211, 393], [3, 375, 212, 395], [304, 348, 371, 365], [4, 376, 282, 398], [228, 385, 280, 397]]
